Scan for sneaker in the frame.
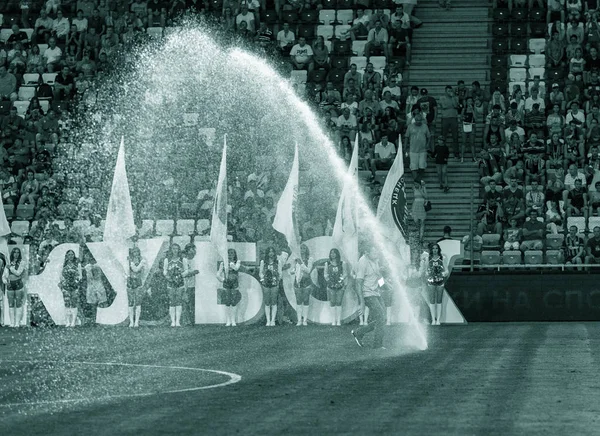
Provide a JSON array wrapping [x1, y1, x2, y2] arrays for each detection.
[[225, 321, 231, 327], [303, 320, 308, 326], [351, 330, 364, 348], [231, 322, 237, 327]]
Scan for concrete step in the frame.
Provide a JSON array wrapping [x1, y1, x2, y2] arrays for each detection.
[[414, 28, 489, 37]]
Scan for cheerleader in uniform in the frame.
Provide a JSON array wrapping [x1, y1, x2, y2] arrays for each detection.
[[217, 249, 241, 326], [84, 251, 107, 326], [290, 244, 314, 326], [7, 248, 26, 327], [0, 253, 8, 326], [324, 248, 346, 326], [259, 247, 281, 326], [420, 243, 448, 325], [59, 250, 82, 327], [127, 247, 146, 327], [163, 243, 185, 327]]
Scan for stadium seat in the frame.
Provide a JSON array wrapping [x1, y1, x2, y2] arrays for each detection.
[[491, 55, 507, 69], [524, 250, 544, 265], [528, 54, 545, 68], [481, 250, 501, 267], [529, 38, 546, 54], [511, 8, 527, 21], [22, 28, 33, 40], [567, 217, 586, 234], [332, 39, 351, 55], [194, 235, 210, 242], [530, 22, 546, 37], [264, 9, 278, 24], [18, 86, 35, 101], [369, 55, 386, 69], [0, 29, 11, 43], [482, 233, 501, 250], [176, 219, 196, 236], [508, 81, 526, 95], [319, 9, 336, 25], [316, 25, 334, 40], [22, 73, 39, 86], [39, 100, 50, 113], [352, 40, 367, 56], [172, 235, 191, 248], [493, 8, 509, 22], [503, 250, 522, 265], [372, 0, 388, 8], [334, 24, 351, 40], [509, 54, 527, 67], [309, 69, 327, 83], [528, 67, 545, 80], [336, 9, 353, 25], [15, 205, 34, 221], [297, 24, 315, 40], [529, 9, 544, 21], [327, 68, 345, 85], [42, 73, 57, 85], [511, 38, 527, 54], [510, 23, 527, 37], [37, 44, 48, 53], [301, 10, 318, 24], [11, 221, 29, 236], [196, 219, 210, 235], [491, 67, 508, 82], [281, 11, 298, 23], [330, 56, 348, 70], [492, 39, 508, 55], [321, 0, 337, 8], [509, 68, 527, 82], [492, 23, 508, 37], [291, 70, 308, 84], [337, 0, 354, 8], [545, 250, 562, 264], [350, 55, 367, 69], [4, 205, 14, 221], [13, 101, 29, 116], [294, 82, 306, 95], [546, 234, 564, 250], [546, 68, 565, 83], [588, 217, 600, 230], [155, 219, 175, 236], [147, 27, 163, 38]]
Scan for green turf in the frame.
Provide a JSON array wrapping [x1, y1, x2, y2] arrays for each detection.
[[1, 323, 599, 435]]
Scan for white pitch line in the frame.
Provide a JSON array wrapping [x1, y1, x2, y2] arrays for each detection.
[[0, 360, 242, 407]]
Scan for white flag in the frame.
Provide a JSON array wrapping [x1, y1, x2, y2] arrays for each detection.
[[211, 136, 229, 273], [332, 134, 359, 267], [104, 137, 136, 243], [0, 186, 11, 238], [272, 142, 300, 256], [377, 137, 409, 246]]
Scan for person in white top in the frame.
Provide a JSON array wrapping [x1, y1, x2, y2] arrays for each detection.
[[290, 36, 314, 72], [127, 247, 147, 327], [524, 87, 546, 113], [52, 10, 70, 42], [236, 4, 256, 32], [289, 244, 314, 326], [276, 22, 295, 54], [182, 243, 199, 326], [6, 248, 26, 327], [372, 134, 397, 172], [72, 9, 89, 33], [43, 37, 63, 72], [259, 246, 282, 326]]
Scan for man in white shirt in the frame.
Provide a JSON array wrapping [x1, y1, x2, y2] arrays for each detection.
[[349, 8, 370, 40], [524, 87, 546, 113], [72, 9, 89, 33], [276, 22, 295, 54], [43, 37, 63, 72], [34, 9, 54, 43], [336, 107, 357, 141], [382, 76, 401, 101], [236, 4, 256, 33], [290, 36, 314, 72], [566, 101, 586, 126], [52, 10, 70, 42], [373, 134, 397, 171], [365, 19, 389, 58]]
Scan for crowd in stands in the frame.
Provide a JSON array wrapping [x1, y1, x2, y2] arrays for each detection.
[[479, 0, 600, 265]]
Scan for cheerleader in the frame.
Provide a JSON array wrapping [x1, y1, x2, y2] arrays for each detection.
[[324, 248, 346, 326], [84, 251, 107, 326], [290, 244, 314, 326], [0, 253, 8, 326], [163, 243, 185, 327], [217, 248, 241, 326], [420, 243, 448, 325], [7, 248, 26, 327], [128, 247, 146, 327], [59, 250, 82, 327], [259, 247, 281, 326]]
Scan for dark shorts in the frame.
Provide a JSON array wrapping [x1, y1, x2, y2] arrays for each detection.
[[220, 288, 241, 307]]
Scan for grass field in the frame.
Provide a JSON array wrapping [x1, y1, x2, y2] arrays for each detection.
[[1, 322, 600, 436]]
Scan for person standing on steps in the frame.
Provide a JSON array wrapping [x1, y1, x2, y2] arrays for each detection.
[[411, 179, 428, 243], [439, 85, 460, 159], [352, 245, 387, 349], [405, 112, 431, 182]]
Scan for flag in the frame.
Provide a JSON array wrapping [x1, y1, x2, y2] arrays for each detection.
[[332, 134, 358, 267], [104, 137, 136, 243], [211, 135, 229, 275], [272, 142, 300, 257], [377, 137, 409, 245]]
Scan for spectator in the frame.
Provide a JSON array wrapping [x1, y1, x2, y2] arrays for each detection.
[[502, 181, 526, 225], [503, 218, 522, 251], [365, 20, 389, 58], [289, 37, 314, 72], [405, 112, 431, 179], [432, 136, 450, 192], [585, 226, 600, 264], [311, 35, 329, 70], [588, 181, 600, 216], [567, 16, 585, 44], [388, 20, 411, 66], [0, 168, 18, 205], [505, 101, 524, 127], [43, 37, 63, 72], [348, 8, 370, 41], [379, 90, 399, 113], [371, 134, 396, 175], [476, 193, 503, 235], [546, 31, 566, 69], [525, 153, 546, 185], [54, 66, 75, 101], [525, 87, 545, 113], [505, 132, 524, 168], [565, 224, 585, 269], [7, 25, 29, 49], [525, 179, 545, 213], [34, 9, 54, 44], [520, 209, 545, 251], [460, 95, 476, 162], [505, 118, 525, 143], [0, 65, 18, 102], [414, 88, 437, 140], [336, 107, 357, 142], [72, 9, 88, 32], [362, 63, 382, 93], [236, 4, 255, 32], [276, 22, 294, 55], [436, 225, 453, 242], [52, 9, 70, 43], [566, 178, 589, 223], [439, 85, 460, 159]]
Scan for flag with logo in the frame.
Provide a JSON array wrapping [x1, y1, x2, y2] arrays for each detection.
[[332, 135, 359, 267], [377, 137, 409, 245], [272, 142, 300, 257], [211, 136, 229, 275]]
